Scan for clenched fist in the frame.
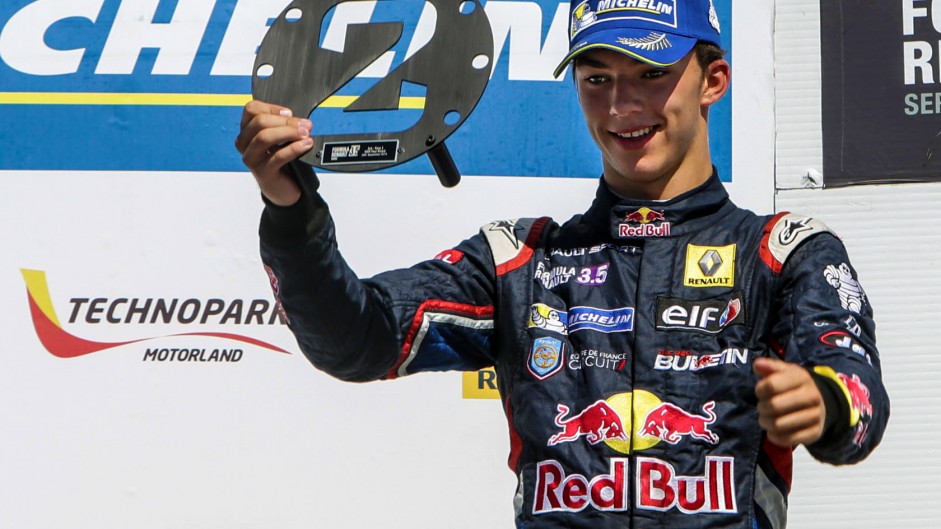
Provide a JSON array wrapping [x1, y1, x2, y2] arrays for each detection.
[[754, 357, 826, 448]]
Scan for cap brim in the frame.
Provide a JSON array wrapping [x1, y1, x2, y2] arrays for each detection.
[[552, 29, 698, 78]]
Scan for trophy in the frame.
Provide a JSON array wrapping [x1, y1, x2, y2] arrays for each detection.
[[252, 0, 494, 187]]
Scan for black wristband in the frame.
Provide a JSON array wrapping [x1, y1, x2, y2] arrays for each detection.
[[808, 369, 852, 448]]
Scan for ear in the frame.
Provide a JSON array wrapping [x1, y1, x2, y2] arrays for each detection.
[[700, 59, 730, 106]]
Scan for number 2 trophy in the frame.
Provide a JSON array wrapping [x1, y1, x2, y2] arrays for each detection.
[[252, 0, 494, 187]]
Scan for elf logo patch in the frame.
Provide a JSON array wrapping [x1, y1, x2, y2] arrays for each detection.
[[656, 292, 745, 334]]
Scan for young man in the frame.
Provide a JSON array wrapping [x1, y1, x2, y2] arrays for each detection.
[[236, 0, 888, 527]]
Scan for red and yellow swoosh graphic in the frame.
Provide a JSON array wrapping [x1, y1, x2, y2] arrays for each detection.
[[21, 269, 290, 358]]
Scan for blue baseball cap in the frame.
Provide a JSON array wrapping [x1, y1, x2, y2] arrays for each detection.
[[553, 0, 722, 78]]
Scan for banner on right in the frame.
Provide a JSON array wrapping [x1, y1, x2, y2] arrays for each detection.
[[821, 1, 941, 187]]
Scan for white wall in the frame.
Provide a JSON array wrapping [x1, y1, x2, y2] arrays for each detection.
[[775, 2, 941, 526]]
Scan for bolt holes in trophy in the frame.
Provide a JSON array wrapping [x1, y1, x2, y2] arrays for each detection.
[[252, 0, 494, 188]]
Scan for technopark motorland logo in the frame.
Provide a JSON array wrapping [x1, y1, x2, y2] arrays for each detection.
[[20, 269, 290, 361]]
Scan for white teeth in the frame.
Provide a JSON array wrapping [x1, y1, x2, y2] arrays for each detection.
[[616, 127, 653, 139]]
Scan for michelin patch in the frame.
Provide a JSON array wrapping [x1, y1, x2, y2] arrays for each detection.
[[824, 262, 868, 314], [529, 304, 569, 335]]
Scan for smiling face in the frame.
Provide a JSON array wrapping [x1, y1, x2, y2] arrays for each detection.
[[574, 48, 729, 200]]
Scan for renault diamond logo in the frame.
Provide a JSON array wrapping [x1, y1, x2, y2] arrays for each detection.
[[698, 250, 723, 277]]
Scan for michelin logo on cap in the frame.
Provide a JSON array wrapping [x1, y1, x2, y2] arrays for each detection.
[[570, 0, 679, 40]]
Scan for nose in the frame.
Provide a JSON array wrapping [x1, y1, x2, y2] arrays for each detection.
[[609, 78, 644, 117]]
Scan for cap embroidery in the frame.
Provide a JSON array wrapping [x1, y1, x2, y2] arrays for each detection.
[[616, 32, 672, 51], [571, 1, 598, 38], [708, 0, 721, 32]]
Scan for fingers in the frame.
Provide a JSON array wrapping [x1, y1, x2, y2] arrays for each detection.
[[752, 356, 785, 379], [239, 99, 291, 130], [757, 386, 823, 435], [240, 119, 312, 171], [760, 406, 825, 447], [754, 360, 826, 447], [235, 100, 312, 206], [236, 102, 312, 160]]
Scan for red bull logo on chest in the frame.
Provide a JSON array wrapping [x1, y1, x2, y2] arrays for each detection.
[[618, 207, 671, 238], [533, 455, 736, 515], [548, 400, 628, 446], [545, 390, 721, 454], [639, 401, 719, 444]]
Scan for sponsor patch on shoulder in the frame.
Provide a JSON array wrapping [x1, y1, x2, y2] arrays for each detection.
[[761, 213, 833, 273], [481, 217, 550, 276]]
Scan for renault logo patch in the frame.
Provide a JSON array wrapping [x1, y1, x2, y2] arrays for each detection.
[[684, 244, 735, 288]]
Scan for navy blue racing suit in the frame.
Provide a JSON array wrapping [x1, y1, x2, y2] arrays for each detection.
[[259, 171, 888, 529]]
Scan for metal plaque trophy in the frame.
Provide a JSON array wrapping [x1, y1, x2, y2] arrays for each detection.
[[252, 0, 494, 187]]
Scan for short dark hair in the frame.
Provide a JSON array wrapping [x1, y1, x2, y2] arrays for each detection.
[[694, 42, 726, 71]]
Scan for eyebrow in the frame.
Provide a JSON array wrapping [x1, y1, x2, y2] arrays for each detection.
[[576, 56, 609, 69]]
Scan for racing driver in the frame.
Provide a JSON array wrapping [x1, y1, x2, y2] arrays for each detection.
[[235, 0, 889, 527]]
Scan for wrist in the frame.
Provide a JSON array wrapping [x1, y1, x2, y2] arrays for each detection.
[[260, 177, 302, 207]]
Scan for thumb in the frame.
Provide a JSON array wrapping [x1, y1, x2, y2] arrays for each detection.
[[753, 356, 786, 378]]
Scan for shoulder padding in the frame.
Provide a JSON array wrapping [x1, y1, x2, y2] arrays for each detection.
[[759, 212, 835, 274], [481, 217, 552, 276]]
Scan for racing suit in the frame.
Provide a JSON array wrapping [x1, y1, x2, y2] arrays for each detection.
[[259, 171, 888, 529]]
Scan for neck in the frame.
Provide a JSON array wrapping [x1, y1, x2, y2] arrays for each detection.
[[603, 162, 714, 201]]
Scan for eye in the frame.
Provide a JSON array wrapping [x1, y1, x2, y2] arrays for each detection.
[[642, 69, 667, 79], [583, 74, 609, 85]]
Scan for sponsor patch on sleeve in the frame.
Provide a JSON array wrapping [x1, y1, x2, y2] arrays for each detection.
[[434, 249, 464, 264], [760, 213, 833, 273], [824, 262, 868, 314]]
